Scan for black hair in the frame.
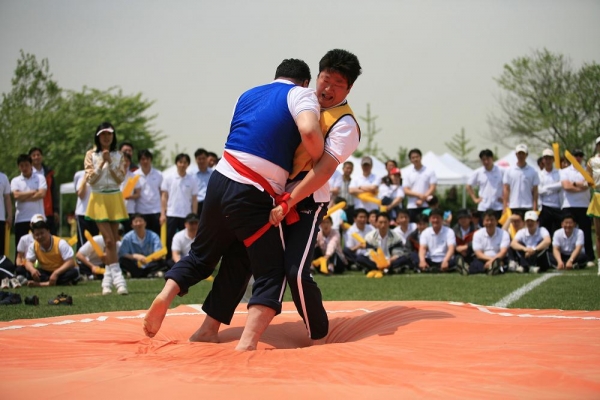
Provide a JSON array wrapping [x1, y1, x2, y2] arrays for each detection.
[[16, 154, 32, 165], [479, 149, 494, 159], [334, 196, 346, 204], [429, 208, 444, 218], [131, 213, 145, 221], [138, 149, 153, 161], [561, 213, 575, 223], [415, 214, 429, 224], [343, 160, 354, 168], [119, 142, 134, 151], [354, 208, 368, 218], [482, 209, 498, 220], [428, 195, 439, 206], [397, 209, 410, 217], [28, 147, 43, 156], [122, 152, 132, 162], [94, 122, 117, 153], [386, 159, 398, 167], [31, 221, 49, 231], [408, 148, 422, 158], [175, 153, 191, 164], [194, 148, 208, 158], [275, 58, 311, 85], [376, 212, 390, 222], [318, 49, 362, 87]]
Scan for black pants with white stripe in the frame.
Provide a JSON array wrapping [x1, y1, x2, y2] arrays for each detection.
[[165, 171, 285, 324], [283, 196, 329, 340]]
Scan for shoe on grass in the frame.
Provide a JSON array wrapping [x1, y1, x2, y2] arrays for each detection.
[[9, 277, 21, 288], [529, 266, 540, 274], [48, 293, 73, 306], [457, 257, 469, 276], [102, 287, 112, 295], [0, 293, 22, 305], [117, 286, 128, 295], [0, 278, 9, 289], [24, 295, 39, 306], [488, 259, 502, 276]]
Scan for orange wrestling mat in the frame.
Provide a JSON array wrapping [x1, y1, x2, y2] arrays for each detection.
[[1, 301, 599, 399]]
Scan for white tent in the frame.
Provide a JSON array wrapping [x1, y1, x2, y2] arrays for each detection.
[[496, 151, 540, 171], [440, 153, 475, 179], [403, 151, 468, 186], [334, 155, 388, 181]]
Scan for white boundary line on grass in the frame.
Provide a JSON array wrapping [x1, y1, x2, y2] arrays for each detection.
[[493, 273, 558, 308]]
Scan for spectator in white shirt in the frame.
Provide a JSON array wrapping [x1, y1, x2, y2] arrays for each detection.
[[0, 171, 12, 257], [403, 148, 437, 222], [120, 153, 142, 233], [330, 161, 355, 224], [538, 149, 563, 238], [392, 209, 416, 245], [550, 213, 586, 270], [469, 210, 510, 275], [467, 149, 504, 220], [510, 210, 552, 273], [349, 156, 380, 212], [134, 149, 163, 236], [313, 216, 348, 274], [560, 148, 594, 266], [379, 167, 404, 223], [76, 233, 122, 278], [194, 148, 214, 217], [418, 209, 456, 273], [503, 144, 539, 218], [73, 170, 99, 250], [343, 208, 374, 268], [169, 213, 200, 267]]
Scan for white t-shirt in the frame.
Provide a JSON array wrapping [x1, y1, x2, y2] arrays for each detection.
[[402, 164, 437, 209], [514, 226, 550, 248], [344, 223, 374, 256], [419, 226, 456, 263], [135, 168, 163, 214], [329, 170, 342, 194], [560, 166, 591, 208], [378, 183, 404, 203], [17, 233, 34, 255], [503, 164, 539, 209], [73, 170, 92, 216], [392, 222, 417, 245], [78, 235, 122, 266], [161, 173, 199, 218], [171, 229, 195, 257], [0, 172, 10, 222], [552, 228, 585, 255], [11, 173, 47, 223], [26, 237, 74, 264], [472, 227, 510, 257], [349, 173, 381, 212], [538, 168, 562, 208], [467, 165, 504, 211], [121, 170, 142, 214]]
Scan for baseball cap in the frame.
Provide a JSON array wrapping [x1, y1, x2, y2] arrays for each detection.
[[185, 213, 200, 223], [361, 156, 373, 166], [542, 149, 554, 157], [389, 167, 401, 175], [515, 144, 528, 154], [96, 127, 114, 136], [596, 137, 600, 145], [524, 211, 538, 221], [30, 214, 46, 225], [572, 149, 584, 157]]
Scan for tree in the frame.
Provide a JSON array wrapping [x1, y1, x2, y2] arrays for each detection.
[[445, 127, 475, 163], [488, 48, 600, 155], [353, 103, 382, 158]]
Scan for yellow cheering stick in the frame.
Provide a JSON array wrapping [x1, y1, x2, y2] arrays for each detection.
[[311, 256, 329, 274], [552, 143, 561, 170], [357, 193, 381, 206], [342, 222, 352, 230], [67, 235, 78, 246], [369, 248, 390, 270], [325, 201, 346, 218], [160, 223, 167, 249], [564, 150, 595, 187], [84, 230, 105, 257], [138, 248, 167, 268], [4, 224, 9, 257], [121, 175, 140, 199], [351, 232, 366, 244]]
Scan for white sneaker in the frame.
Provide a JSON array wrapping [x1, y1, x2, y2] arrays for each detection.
[[508, 260, 518, 272], [0, 278, 9, 289], [529, 266, 540, 274], [116, 285, 128, 295], [102, 287, 112, 295], [597, 259, 600, 276], [515, 265, 525, 273], [586, 261, 595, 268], [9, 277, 21, 288]]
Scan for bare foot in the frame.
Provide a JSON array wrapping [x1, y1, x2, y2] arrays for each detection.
[[27, 280, 40, 287], [189, 315, 221, 343], [311, 337, 327, 346], [235, 343, 257, 351], [143, 295, 169, 338]]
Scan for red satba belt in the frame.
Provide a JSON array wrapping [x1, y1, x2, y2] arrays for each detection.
[[223, 151, 299, 247]]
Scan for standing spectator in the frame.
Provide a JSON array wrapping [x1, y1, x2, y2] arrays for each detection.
[[160, 153, 198, 260], [328, 169, 342, 207], [503, 144, 539, 217], [28, 147, 58, 235], [169, 213, 200, 267], [85, 122, 129, 295], [119, 142, 138, 171], [206, 151, 219, 168], [349, 156, 380, 212], [467, 149, 504, 220], [120, 153, 142, 233], [381, 159, 399, 185], [586, 136, 600, 274], [118, 213, 167, 278], [11, 154, 47, 257], [537, 148, 563, 238], [379, 167, 404, 222], [343, 208, 374, 268], [469, 209, 510, 275], [0, 171, 12, 256], [392, 209, 416, 245], [403, 148, 437, 222], [313, 216, 347, 274], [453, 209, 477, 274], [560, 149, 594, 266], [510, 211, 552, 273], [330, 161, 354, 224], [73, 170, 98, 250], [418, 209, 456, 273], [134, 149, 163, 235], [550, 214, 586, 270], [194, 148, 214, 217]]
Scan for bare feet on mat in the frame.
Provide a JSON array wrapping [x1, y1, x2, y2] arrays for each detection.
[[311, 338, 327, 346], [189, 316, 221, 343], [143, 295, 168, 338]]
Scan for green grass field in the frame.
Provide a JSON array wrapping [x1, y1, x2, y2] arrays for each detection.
[[1, 269, 599, 322]]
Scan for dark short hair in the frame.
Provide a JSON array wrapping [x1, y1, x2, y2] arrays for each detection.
[[31, 221, 49, 231], [16, 154, 32, 165], [207, 151, 218, 159], [376, 212, 390, 222], [561, 213, 575, 223], [397, 209, 410, 217], [185, 213, 200, 223], [343, 161, 354, 168], [119, 142, 134, 151], [94, 122, 117, 152], [318, 49, 362, 87], [354, 208, 368, 218], [194, 148, 208, 158], [138, 149, 153, 161], [386, 159, 398, 167], [429, 208, 444, 218], [368, 210, 379, 218], [131, 213, 146, 221], [175, 153, 191, 164], [482, 209, 498, 220], [334, 196, 346, 204], [274, 58, 311, 84], [479, 149, 494, 159], [428, 195, 439, 206], [28, 147, 43, 156], [415, 214, 429, 224], [408, 148, 422, 158]]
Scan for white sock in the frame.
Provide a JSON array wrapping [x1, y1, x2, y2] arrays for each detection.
[[110, 263, 127, 288], [101, 265, 113, 289]]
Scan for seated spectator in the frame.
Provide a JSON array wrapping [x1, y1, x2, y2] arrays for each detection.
[[502, 211, 525, 271], [15, 215, 37, 272], [406, 214, 429, 268], [453, 209, 477, 271], [368, 209, 378, 228], [118, 213, 168, 278], [378, 167, 404, 223], [418, 209, 457, 273], [468, 210, 510, 275], [76, 232, 122, 282], [329, 196, 348, 232], [471, 210, 482, 229], [550, 214, 587, 270], [510, 211, 552, 273], [169, 213, 200, 267], [313, 216, 348, 274], [357, 212, 412, 276], [422, 195, 452, 225], [24, 215, 78, 286], [343, 208, 374, 268], [392, 209, 416, 245]]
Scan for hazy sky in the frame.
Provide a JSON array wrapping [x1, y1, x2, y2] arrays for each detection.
[[1, 0, 599, 163]]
